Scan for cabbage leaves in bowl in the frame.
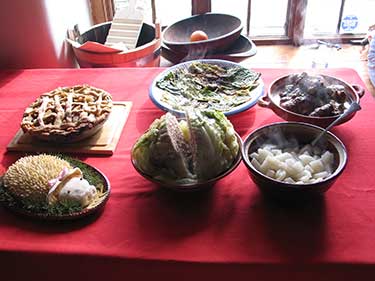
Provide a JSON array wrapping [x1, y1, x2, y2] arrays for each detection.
[[131, 109, 240, 184]]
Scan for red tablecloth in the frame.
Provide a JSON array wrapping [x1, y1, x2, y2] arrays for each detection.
[[0, 68, 375, 280]]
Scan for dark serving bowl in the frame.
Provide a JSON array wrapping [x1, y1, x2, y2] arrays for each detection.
[[258, 73, 365, 128], [161, 34, 257, 64], [131, 134, 242, 191], [162, 13, 242, 53], [241, 122, 347, 200]]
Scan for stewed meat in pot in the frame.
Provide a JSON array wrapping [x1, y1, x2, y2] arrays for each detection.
[[278, 72, 349, 117]]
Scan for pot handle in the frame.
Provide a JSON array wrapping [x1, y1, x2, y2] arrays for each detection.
[[352, 84, 365, 99], [258, 95, 271, 108]]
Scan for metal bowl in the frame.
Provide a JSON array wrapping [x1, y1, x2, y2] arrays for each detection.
[[241, 122, 347, 200], [258, 73, 365, 128], [163, 13, 242, 53], [131, 134, 242, 191]]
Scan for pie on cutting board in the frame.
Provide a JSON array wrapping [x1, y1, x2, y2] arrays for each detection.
[[21, 85, 113, 143]]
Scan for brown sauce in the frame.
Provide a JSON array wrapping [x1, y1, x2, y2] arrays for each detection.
[[278, 72, 349, 117]]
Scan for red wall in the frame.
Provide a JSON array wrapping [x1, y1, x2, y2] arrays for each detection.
[[0, 0, 92, 69]]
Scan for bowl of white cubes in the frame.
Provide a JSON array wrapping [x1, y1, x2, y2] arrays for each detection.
[[241, 122, 347, 199]]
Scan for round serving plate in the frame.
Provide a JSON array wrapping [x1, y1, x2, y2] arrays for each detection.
[[149, 59, 264, 116], [0, 158, 110, 221]]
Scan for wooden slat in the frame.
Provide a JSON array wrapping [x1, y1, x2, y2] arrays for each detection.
[[336, 0, 346, 34], [110, 22, 143, 31], [151, 0, 156, 23], [192, 0, 211, 15], [250, 35, 364, 45], [73, 39, 160, 64], [287, 0, 308, 46], [246, 0, 251, 36], [90, 0, 115, 24]]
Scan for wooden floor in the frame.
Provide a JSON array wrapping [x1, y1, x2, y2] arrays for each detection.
[[162, 44, 375, 97]]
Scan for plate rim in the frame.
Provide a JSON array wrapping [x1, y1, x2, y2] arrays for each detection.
[[0, 159, 111, 221], [149, 59, 264, 116]]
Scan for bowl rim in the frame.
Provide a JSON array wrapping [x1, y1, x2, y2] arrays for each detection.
[[149, 59, 264, 116], [131, 132, 243, 191], [241, 121, 348, 189], [161, 34, 257, 59], [266, 73, 361, 120], [162, 13, 243, 46]]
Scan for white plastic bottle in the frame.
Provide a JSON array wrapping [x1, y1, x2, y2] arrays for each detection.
[[368, 33, 375, 87], [311, 44, 329, 69]]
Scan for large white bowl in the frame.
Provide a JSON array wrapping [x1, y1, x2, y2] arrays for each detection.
[[149, 59, 264, 116]]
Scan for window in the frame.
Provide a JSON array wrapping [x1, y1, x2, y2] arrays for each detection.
[[304, 0, 375, 37], [211, 0, 248, 35], [339, 0, 375, 34], [304, 0, 342, 36], [114, 0, 191, 26], [150, 0, 191, 26], [108, 0, 372, 45], [248, 0, 289, 36]]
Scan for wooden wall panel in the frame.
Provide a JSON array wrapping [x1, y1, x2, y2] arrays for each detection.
[[90, 0, 115, 24]]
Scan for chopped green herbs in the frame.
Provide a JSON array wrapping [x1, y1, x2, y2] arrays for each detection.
[[156, 62, 261, 112], [0, 182, 83, 216]]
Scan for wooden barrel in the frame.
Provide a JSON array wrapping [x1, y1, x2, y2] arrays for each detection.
[[69, 22, 161, 68]]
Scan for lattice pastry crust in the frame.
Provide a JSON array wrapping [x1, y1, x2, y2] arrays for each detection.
[[21, 85, 113, 141]]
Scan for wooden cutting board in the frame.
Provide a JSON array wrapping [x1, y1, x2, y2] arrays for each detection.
[[7, 102, 132, 155]]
